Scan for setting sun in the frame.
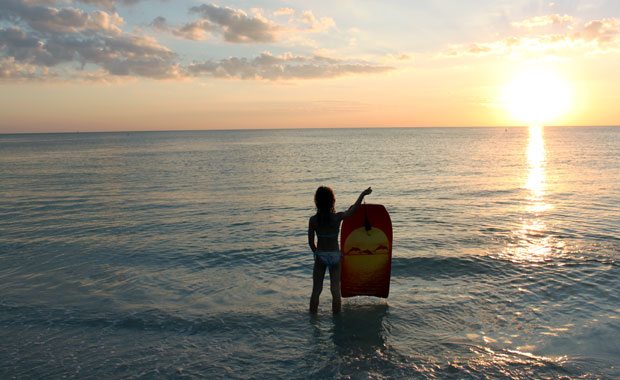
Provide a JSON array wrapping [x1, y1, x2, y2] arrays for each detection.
[[502, 68, 574, 126]]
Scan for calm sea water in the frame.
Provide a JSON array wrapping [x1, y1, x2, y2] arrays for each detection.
[[0, 127, 618, 379]]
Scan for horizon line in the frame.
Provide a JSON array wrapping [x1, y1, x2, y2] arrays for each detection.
[[1, 125, 619, 135]]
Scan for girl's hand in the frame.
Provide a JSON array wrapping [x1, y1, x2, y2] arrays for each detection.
[[362, 187, 372, 196]]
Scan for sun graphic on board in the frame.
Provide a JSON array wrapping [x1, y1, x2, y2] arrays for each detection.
[[344, 227, 389, 256], [343, 227, 390, 276], [502, 67, 573, 126]]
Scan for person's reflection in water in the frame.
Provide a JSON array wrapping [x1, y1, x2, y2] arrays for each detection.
[[307, 303, 393, 377], [332, 303, 389, 364]]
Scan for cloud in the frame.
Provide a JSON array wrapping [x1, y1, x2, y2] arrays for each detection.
[[1, 0, 125, 35], [438, 16, 620, 59], [512, 14, 574, 28], [187, 51, 392, 80], [0, 26, 180, 77], [150, 16, 168, 32], [95, 35, 180, 77], [0, 27, 56, 66], [1, 1, 390, 82], [297, 10, 335, 33], [579, 18, 620, 43], [0, 1, 180, 80], [274, 8, 295, 17], [0, 56, 55, 79], [21, 0, 141, 10], [178, 4, 279, 43], [22, 0, 58, 5], [172, 20, 214, 41], [70, 0, 140, 10], [381, 53, 414, 63], [160, 5, 335, 44]]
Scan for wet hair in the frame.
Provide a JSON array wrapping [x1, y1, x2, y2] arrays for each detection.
[[314, 186, 335, 224]]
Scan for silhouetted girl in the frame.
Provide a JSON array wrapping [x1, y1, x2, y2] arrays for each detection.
[[308, 186, 372, 313]]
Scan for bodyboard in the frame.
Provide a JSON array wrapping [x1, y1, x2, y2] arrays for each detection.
[[340, 204, 392, 298]]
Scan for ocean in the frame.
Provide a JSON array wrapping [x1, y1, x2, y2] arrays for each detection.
[[0, 127, 618, 379]]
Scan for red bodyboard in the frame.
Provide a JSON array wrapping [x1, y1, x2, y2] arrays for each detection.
[[340, 204, 392, 298]]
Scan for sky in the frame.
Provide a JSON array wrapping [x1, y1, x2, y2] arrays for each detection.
[[1, 0, 620, 132]]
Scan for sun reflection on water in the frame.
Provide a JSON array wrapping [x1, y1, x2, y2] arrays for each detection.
[[506, 126, 554, 262], [525, 126, 551, 213]]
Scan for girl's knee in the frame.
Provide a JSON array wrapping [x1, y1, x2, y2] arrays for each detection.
[[312, 285, 323, 297]]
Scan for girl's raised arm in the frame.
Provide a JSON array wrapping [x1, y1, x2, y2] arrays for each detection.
[[338, 187, 372, 220]]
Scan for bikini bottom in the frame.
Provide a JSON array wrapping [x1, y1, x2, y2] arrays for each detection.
[[315, 251, 343, 267]]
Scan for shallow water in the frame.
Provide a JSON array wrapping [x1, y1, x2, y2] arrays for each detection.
[[1, 127, 618, 379]]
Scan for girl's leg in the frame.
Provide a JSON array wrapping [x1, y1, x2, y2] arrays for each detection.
[[309, 256, 326, 313], [329, 261, 342, 314]]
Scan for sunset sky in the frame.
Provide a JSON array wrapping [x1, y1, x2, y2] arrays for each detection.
[[1, 0, 619, 132]]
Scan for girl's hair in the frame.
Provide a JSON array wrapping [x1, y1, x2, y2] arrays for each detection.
[[314, 186, 336, 224]]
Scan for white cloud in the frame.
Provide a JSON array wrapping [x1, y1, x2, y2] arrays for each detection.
[[297, 10, 335, 33], [0, 56, 54, 79], [512, 14, 574, 28], [274, 8, 295, 17], [579, 18, 620, 43], [438, 16, 620, 59], [381, 53, 414, 63]]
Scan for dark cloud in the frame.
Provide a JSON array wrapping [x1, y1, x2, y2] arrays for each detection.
[[156, 5, 334, 43], [1, 1, 392, 82], [188, 52, 392, 80], [72, 0, 140, 10], [172, 20, 214, 41], [150, 16, 168, 32], [176, 4, 279, 42], [3, 28, 179, 77], [0, 27, 59, 66], [0, 0, 180, 80], [96, 35, 179, 78], [1, 0, 125, 35], [22, 0, 141, 8]]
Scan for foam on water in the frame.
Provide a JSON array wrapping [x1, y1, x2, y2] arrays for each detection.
[[1, 127, 619, 379]]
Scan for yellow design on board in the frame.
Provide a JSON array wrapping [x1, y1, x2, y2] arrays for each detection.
[[343, 227, 390, 277], [344, 227, 390, 255]]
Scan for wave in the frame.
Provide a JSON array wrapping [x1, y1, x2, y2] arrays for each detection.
[[391, 254, 619, 287], [391, 255, 513, 279], [0, 302, 281, 335]]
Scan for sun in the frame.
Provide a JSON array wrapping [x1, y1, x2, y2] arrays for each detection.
[[502, 67, 573, 126]]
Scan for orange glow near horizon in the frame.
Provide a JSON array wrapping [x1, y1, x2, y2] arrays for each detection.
[[1, 2, 620, 133]]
